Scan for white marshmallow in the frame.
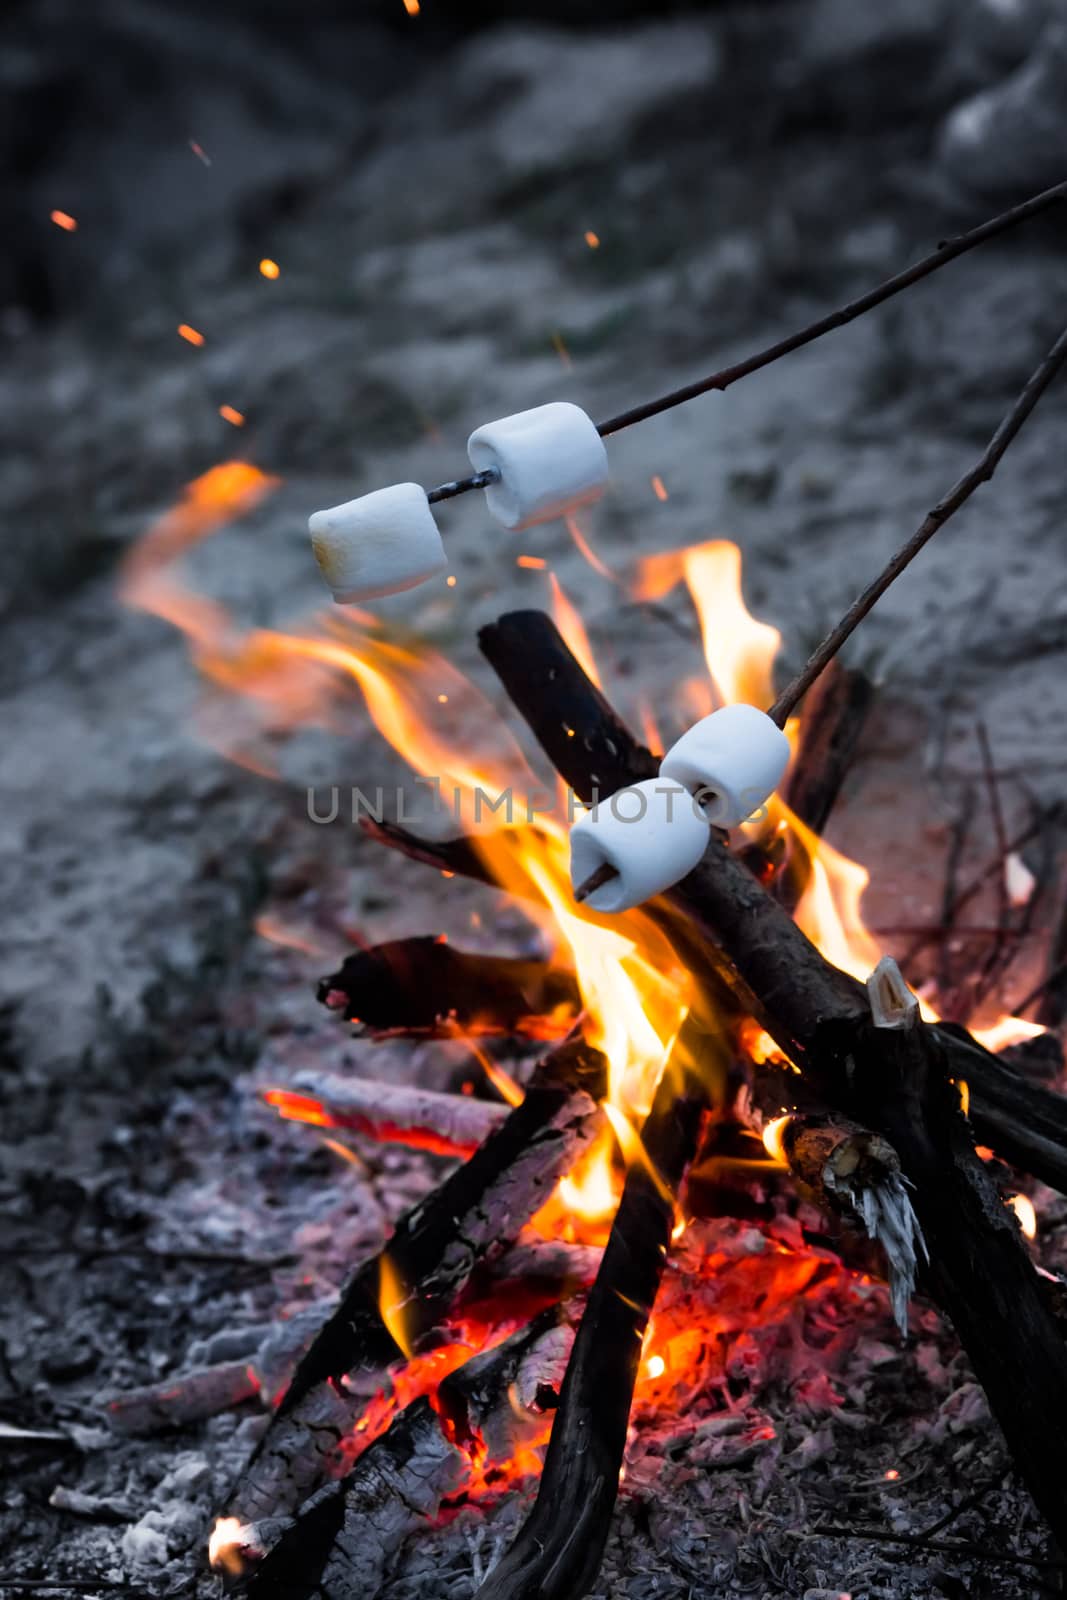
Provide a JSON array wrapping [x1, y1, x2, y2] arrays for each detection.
[[569, 779, 710, 914], [659, 704, 790, 829], [468, 402, 609, 531], [308, 483, 446, 604]]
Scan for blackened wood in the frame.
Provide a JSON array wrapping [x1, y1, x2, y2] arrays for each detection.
[[478, 611, 659, 802], [317, 934, 579, 1038], [1037, 884, 1067, 1029], [245, 1303, 580, 1600], [479, 610, 1067, 1192], [480, 610, 1067, 1549], [781, 662, 874, 835], [474, 1029, 708, 1600], [850, 1009, 1067, 1550], [227, 1039, 606, 1525]]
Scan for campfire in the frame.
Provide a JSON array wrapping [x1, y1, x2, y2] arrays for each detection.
[[106, 182, 1067, 1599]]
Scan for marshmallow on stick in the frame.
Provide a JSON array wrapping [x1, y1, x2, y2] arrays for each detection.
[[659, 703, 790, 829], [569, 779, 710, 914], [308, 483, 446, 604], [468, 402, 609, 531]]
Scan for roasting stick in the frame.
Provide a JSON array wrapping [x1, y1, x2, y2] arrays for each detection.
[[425, 177, 1067, 504], [573, 319, 1067, 905]]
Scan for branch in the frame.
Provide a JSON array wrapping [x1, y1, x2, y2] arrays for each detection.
[[474, 1024, 709, 1600], [225, 1038, 605, 1529], [597, 178, 1067, 436], [768, 322, 1067, 723]]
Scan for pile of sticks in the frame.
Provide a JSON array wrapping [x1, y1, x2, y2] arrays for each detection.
[[214, 185, 1067, 1599]]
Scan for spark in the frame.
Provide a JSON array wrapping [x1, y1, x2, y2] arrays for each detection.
[[517, 555, 547, 570], [50, 210, 77, 232], [402, 0, 420, 12], [645, 1354, 665, 1379], [885, 1468, 900, 1481], [446, 574, 457, 587], [259, 258, 280, 280], [437, 693, 449, 704], [584, 230, 600, 249], [218, 405, 245, 428], [551, 331, 572, 369], [178, 324, 205, 347], [189, 140, 212, 167], [651, 474, 669, 501]]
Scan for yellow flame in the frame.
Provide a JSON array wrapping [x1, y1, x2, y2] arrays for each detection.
[[209, 1518, 251, 1576], [972, 1016, 1047, 1053], [549, 572, 602, 689], [379, 1254, 414, 1360], [761, 1114, 791, 1166]]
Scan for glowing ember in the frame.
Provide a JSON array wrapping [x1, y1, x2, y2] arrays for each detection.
[[651, 474, 669, 501], [218, 404, 245, 427], [189, 140, 211, 166], [402, 0, 420, 13], [259, 258, 281, 279], [50, 209, 77, 232], [178, 323, 205, 346], [584, 230, 600, 249], [517, 555, 547, 569]]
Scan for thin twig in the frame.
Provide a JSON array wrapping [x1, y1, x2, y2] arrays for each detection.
[[768, 321, 1067, 725], [597, 179, 1067, 437], [804, 1524, 1062, 1572], [900, 805, 1060, 968], [970, 721, 1013, 1008], [429, 179, 1067, 501]]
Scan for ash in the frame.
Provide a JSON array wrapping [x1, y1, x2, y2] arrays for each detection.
[[3, 2, 1067, 1597]]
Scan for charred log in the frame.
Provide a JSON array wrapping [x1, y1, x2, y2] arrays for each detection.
[[317, 935, 579, 1039], [781, 661, 874, 838], [226, 1038, 606, 1526], [264, 1076, 510, 1160], [474, 1025, 708, 1600], [479, 610, 1067, 1550], [243, 1302, 581, 1600]]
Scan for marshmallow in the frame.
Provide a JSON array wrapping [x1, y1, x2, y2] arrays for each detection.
[[659, 704, 790, 829], [308, 483, 446, 604], [569, 779, 710, 914], [468, 402, 609, 531]]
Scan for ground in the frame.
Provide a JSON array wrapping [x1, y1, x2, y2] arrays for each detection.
[[2, 4, 1067, 1597]]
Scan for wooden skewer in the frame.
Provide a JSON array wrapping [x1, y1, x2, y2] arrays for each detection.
[[572, 860, 620, 903]]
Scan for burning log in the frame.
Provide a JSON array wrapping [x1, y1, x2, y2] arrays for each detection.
[[225, 1038, 606, 1527], [478, 611, 1067, 1551], [239, 1300, 582, 1600], [473, 1025, 709, 1600], [780, 662, 874, 838], [316, 935, 579, 1039], [478, 610, 1067, 1190], [264, 1076, 512, 1160], [742, 1067, 921, 1328]]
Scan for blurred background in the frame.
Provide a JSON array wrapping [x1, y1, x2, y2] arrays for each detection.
[[2, 0, 1066, 1124]]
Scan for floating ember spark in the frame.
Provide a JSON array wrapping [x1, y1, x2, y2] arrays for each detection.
[[259, 258, 280, 279], [178, 324, 205, 347], [517, 554, 547, 570], [447, 574, 457, 587], [189, 140, 211, 166], [584, 230, 600, 249], [218, 404, 245, 428], [402, 0, 420, 13], [651, 474, 669, 501], [552, 331, 573, 369], [50, 209, 77, 232]]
